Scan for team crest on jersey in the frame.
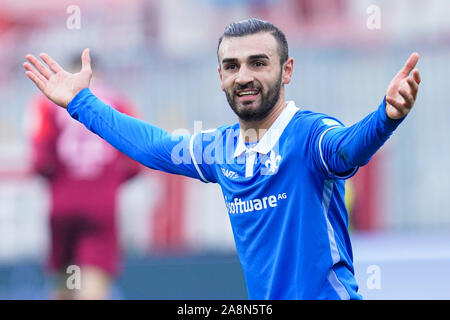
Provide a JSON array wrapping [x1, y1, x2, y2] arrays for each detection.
[[262, 150, 282, 175]]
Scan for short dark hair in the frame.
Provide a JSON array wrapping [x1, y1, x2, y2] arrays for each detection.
[[217, 18, 289, 65]]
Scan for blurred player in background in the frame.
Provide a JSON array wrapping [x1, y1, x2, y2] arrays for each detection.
[[29, 55, 141, 300]]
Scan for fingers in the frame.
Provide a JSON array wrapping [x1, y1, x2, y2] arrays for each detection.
[[413, 69, 421, 84], [404, 68, 421, 100], [23, 61, 47, 92], [406, 76, 419, 100], [399, 88, 414, 107], [24, 70, 46, 92], [400, 52, 419, 76], [26, 54, 53, 80], [386, 82, 415, 116], [386, 96, 409, 115], [23, 62, 47, 84], [386, 53, 421, 119], [81, 48, 92, 72], [40, 53, 63, 73]]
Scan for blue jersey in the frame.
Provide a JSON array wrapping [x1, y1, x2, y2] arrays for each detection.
[[68, 88, 404, 299]]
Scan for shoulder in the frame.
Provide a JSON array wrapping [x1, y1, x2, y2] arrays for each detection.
[[191, 124, 239, 166], [290, 109, 344, 133], [195, 123, 239, 141], [292, 108, 343, 125]]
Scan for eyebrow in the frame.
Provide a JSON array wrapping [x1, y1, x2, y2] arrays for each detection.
[[248, 54, 270, 60], [221, 54, 270, 64]]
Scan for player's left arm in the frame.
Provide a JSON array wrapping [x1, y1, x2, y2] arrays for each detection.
[[318, 53, 421, 177]]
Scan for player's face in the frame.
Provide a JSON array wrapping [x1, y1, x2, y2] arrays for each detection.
[[218, 32, 287, 122]]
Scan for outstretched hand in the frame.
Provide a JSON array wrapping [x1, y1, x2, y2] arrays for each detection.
[[23, 48, 92, 108], [385, 52, 421, 120]]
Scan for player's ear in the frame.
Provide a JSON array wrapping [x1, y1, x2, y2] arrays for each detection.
[[282, 58, 294, 85], [218, 65, 225, 91]]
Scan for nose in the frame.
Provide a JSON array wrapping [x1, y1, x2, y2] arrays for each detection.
[[235, 64, 254, 85]]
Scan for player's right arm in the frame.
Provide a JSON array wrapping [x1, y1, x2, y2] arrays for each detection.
[[68, 88, 216, 180], [23, 49, 216, 183]]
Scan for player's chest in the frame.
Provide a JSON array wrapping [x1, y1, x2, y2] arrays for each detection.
[[216, 143, 305, 187]]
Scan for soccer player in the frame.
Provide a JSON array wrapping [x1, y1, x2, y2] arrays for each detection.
[[29, 59, 142, 300], [23, 19, 420, 299]]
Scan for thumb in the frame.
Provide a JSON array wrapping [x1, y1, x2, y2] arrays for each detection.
[[81, 48, 92, 72]]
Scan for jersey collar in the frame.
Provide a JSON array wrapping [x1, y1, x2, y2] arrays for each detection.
[[233, 101, 299, 158]]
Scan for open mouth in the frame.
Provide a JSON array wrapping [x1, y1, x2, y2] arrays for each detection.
[[236, 89, 260, 102], [236, 89, 260, 97]]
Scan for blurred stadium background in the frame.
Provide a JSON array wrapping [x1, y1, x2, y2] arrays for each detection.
[[0, 0, 450, 299]]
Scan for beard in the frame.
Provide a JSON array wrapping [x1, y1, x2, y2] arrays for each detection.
[[225, 71, 282, 122]]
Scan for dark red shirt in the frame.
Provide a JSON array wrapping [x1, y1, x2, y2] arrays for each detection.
[[30, 84, 142, 217]]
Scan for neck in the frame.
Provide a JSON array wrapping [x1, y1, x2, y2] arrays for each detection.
[[238, 94, 287, 143]]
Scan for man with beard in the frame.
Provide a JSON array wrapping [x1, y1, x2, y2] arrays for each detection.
[[23, 18, 421, 299]]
